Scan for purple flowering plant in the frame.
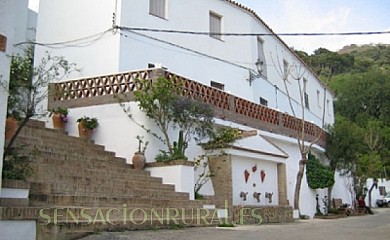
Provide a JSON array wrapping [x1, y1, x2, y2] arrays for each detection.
[[49, 107, 69, 122]]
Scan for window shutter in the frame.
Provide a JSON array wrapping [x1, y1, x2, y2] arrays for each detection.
[[0, 34, 7, 52], [150, 0, 166, 18], [210, 13, 221, 39]]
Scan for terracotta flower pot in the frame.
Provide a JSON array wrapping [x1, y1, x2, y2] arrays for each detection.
[[132, 152, 146, 170], [78, 122, 94, 139], [5, 117, 18, 140], [52, 113, 66, 129]]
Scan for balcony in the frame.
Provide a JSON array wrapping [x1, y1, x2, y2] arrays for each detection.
[[48, 68, 326, 147]]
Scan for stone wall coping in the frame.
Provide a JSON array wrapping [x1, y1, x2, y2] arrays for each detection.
[[145, 159, 194, 168]]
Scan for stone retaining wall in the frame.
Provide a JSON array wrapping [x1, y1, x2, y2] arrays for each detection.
[[233, 205, 293, 224]]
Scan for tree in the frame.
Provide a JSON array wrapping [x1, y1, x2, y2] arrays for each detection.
[[327, 117, 389, 207], [326, 115, 365, 206], [120, 77, 214, 161], [359, 120, 385, 207], [326, 115, 365, 175], [2, 46, 77, 158], [272, 53, 327, 213], [295, 48, 354, 83], [331, 70, 390, 126]]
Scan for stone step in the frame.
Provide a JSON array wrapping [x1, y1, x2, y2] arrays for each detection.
[[27, 162, 160, 184], [28, 181, 179, 197], [15, 136, 113, 158], [7, 118, 202, 225], [0, 198, 29, 206], [1, 179, 30, 189], [17, 126, 110, 151], [28, 194, 198, 208], [25, 120, 46, 128], [26, 152, 130, 170], [32, 151, 130, 166], [0, 180, 30, 207]]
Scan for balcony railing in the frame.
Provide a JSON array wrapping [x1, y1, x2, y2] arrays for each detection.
[[49, 68, 326, 146]]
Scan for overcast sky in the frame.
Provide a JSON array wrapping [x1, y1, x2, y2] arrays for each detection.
[[236, 0, 390, 53], [29, 0, 390, 54]]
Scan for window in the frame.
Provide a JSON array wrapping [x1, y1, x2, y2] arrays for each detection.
[[148, 63, 155, 68], [210, 81, 224, 90], [149, 0, 166, 19], [327, 99, 331, 115], [0, 34, 6, 52], [303, 78, 309, 109], [257, 37, 267, 77], [303, 78, 308, 92], [259, 97, 268, 106], [317, 90, 321, 108], [283, 59, 289, 79], [379, 186, 386, 196], [304, 93, 310, 109], [210, 12, 222, 40]]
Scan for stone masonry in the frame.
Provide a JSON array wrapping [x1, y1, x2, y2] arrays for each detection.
[[0, 121, 214, 239]]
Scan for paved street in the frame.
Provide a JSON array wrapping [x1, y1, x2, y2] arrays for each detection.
[[80, 208, 390, 240]]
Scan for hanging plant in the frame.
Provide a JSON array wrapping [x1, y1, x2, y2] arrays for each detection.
[[306, 152, 335, 189]]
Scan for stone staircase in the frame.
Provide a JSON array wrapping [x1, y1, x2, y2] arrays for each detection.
[[0, 121, 219, 239]]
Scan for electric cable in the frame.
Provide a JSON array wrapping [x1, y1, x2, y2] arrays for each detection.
[[14, 28, 114, 48], [117, 26, 390, 37]]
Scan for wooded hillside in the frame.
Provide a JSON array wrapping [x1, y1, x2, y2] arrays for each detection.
[[296, 44, 390, 195]]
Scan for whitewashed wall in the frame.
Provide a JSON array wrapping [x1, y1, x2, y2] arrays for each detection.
[[55, 102, 206, 164], [0, 221, 36, 240], [232, 157, 279, 206], [265, 137, 322, 216], [0, 0, 31, 196], [35, 0, 334, 129], [0, 0, 12, 193], [34, 0, 120, 78], [258, 134, 354, 218], [118, 0, 334, 127], [332, 171, 355, 207], [146, 165, 195, 200], [366, 178, 390, 207]]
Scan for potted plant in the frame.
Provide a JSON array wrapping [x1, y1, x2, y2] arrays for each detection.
[[77, 116, 98, 139], [132, 135, 149, 170], [49, 107, 68, 130], [5, 112, 20, 141]]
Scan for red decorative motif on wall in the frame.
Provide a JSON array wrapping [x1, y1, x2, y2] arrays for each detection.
[[252, 165, 257, 172], [244, 170, 250, 183], [260, 170, 266, 183]]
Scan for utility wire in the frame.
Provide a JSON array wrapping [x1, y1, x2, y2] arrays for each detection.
[[14, 25, 389, 48], [14, 28, 114, 48], [117, 26, 390, 37], [119, 29, 249, 71]]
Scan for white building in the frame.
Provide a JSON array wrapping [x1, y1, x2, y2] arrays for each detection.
[[34, 0, 348, 218], [0, 0, 37, 196], [0, 1, 37, 238]]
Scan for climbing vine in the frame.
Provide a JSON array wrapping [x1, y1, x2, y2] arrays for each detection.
[[306, 152, 335, 189]]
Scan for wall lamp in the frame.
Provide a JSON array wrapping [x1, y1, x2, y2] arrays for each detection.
[[247, 58, 264, 86]]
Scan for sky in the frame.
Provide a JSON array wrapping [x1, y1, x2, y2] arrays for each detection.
[[236, 0, 390, 53], [28, 0, 390, 54]]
